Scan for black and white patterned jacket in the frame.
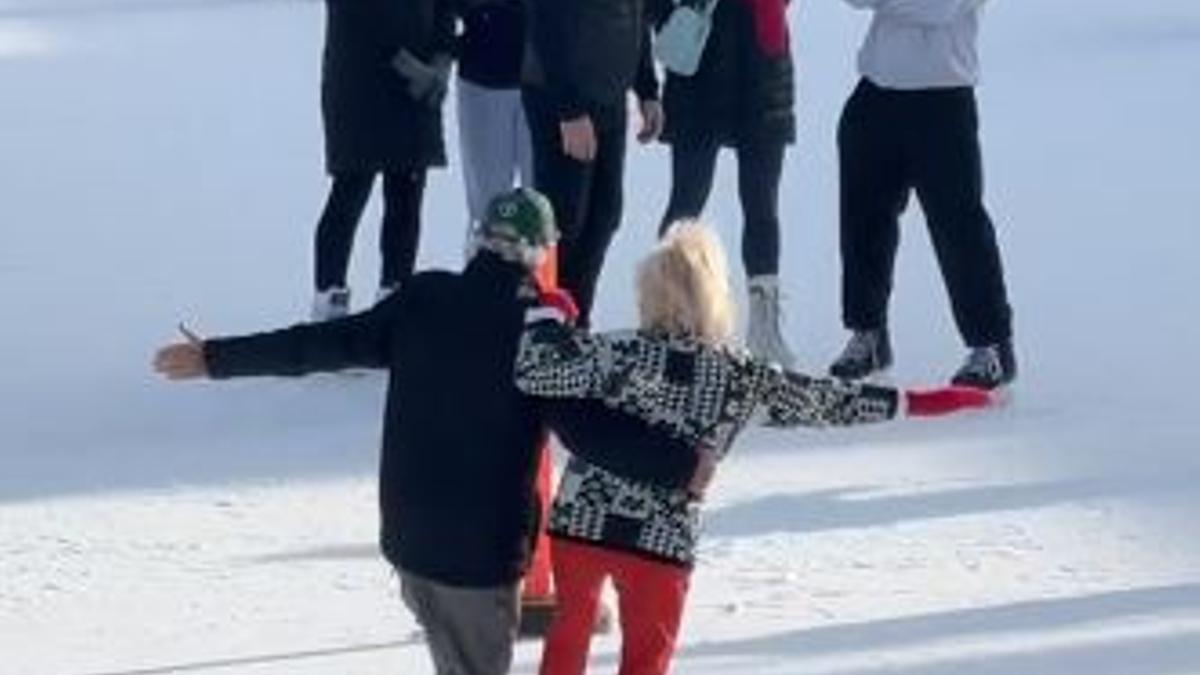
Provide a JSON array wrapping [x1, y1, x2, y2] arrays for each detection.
[[515, 321, 903, 566]]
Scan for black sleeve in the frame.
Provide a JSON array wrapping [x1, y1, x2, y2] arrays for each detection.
[[204, 298, 399, 378], [634, 19, 660, 102], [544, 399, 699, 491]]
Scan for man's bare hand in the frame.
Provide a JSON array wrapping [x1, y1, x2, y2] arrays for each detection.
[[637, 99, 665, 144], [560, 115, 597, 162], [153, 323, 208, 380]]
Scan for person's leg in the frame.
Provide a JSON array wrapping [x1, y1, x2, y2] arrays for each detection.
[[609, 553, 691, 675], [658, 138, 720, 237], [539, 539, 610, 675], [736, 141, 786, 278], [738, 140, 796, 367], [838, 80, 911, 333], [399, 569, 520, 675], [559, 103, 629, 325], [314, 172, 374, 291], [459, 79, 521, 237], [911, 88, 1013, 348], [523, 88, 598, 321], [379, 168, 428, 291]]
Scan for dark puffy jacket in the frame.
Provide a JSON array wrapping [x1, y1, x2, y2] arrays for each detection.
[[321, 0, 454, 173], [522, 0, 659, 119], [656, 0, 796, 147], [204, 253, 543, 587]]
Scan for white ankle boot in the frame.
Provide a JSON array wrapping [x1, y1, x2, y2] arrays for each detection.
[[746, 276, 797, 370], [311, 287, 350, 322]]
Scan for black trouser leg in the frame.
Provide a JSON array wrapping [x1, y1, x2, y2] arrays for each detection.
[[562, 108, 627, 325], [523, 89, 628, 326], [910, 89, 1013, 347], [838, 79, 911, 331], [314, 172, 374, 291], [659, 139, 720, 237], [379, 168, 428, 289], [736, 141, 786, 278], [525, 88, 591, 300]]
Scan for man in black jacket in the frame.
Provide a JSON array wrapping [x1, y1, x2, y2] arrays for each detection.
[[521, 0, 665, 326], [154, 189, 558, 675]]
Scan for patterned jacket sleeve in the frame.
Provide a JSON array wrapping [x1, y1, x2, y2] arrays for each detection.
[[514, 320, 620, 398], [753, 364, 903, 427]]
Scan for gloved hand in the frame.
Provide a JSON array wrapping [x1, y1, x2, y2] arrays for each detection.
[[538, 288, 580, 325], [392, 49, 452, 107], [905, 385, 994, 417]]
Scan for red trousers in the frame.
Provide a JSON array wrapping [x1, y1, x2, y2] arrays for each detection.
[[539, 539, 690, 675]]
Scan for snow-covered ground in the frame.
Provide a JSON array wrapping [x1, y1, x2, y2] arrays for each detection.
[[3, 1, 1200, 673]]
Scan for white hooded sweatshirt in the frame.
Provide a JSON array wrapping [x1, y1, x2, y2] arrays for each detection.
[[844, 0, 988, 89]]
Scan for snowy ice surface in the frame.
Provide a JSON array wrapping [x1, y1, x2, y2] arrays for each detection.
[[2, 0, 1199, 673]]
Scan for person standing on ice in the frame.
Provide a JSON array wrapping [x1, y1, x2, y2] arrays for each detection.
[[515, 222, 996, 675], [451, 0, 535, 258], [652, 0, 800, 369], [829, 0, 1017, 389], [155, 189, 562, 675], [309, 0, 455, 321], [520, 0, 666, 327]]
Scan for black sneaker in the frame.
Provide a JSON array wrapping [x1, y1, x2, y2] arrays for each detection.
[[951, 340, 1017, 390], [829, 329, 893, 380]]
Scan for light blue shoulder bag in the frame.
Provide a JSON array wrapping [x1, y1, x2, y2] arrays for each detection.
[[653, 0, 721, 77]]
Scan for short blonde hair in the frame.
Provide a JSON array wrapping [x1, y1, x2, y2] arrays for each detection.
[[636, 220, 735, 344]]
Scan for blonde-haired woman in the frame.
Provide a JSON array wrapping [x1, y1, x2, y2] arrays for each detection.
[[519, 221, 994, 675]]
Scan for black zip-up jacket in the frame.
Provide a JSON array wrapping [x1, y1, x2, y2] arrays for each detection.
[[522, 0, 659, 120], [204, 253, 543, 587]]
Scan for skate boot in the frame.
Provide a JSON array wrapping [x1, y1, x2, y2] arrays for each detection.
[[311, 287, 350, 322], [951, 340, 1017, 390], [746, 276, 797, 370], [828, 328, 892, 380]]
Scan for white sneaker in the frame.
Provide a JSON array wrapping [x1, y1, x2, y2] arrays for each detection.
[[311, 287, 350, 322], [746, 275, 797, 370]]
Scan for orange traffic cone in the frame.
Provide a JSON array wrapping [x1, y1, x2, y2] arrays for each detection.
[[519, 246, 559, 637], [519, 246, 612, 638]]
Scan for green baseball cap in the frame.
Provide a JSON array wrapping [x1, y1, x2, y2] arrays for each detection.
[[478, 188, 558, 266]]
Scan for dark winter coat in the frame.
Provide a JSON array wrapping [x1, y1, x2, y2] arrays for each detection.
[[204, 253, 543, 587], [655, 0, 796, 147], [321, 0, 454, 173], [522, 0, 659, 120]]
